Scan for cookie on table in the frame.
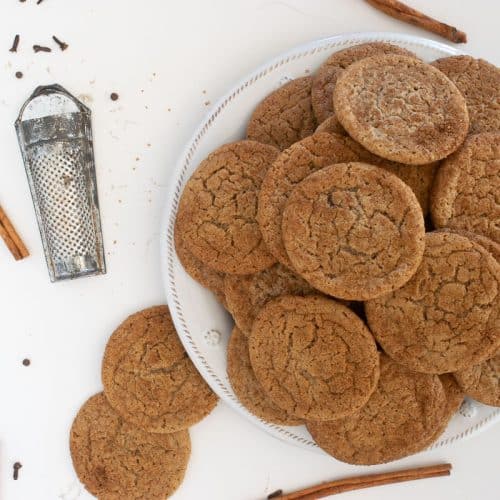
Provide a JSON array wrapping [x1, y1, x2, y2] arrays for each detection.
[[334, 54, 469, 165], [431, 133, 500, 243], [432, 56, 500, 134], [365, 232, 500, 374], [224, 263, 314, 335], [314, 114, 346, 135], [454, 349, 500, 407], [246, 76, 316, 151], [307, 355, 447, 465], [70, 393, 191, 500], [249, 295, 379, 421], [175, 229, 227, 306], [282, 162, 425, 300], [311, 42, 416, 123], [102, 306, 218, 433], [227, 326, 303, 426], [175, 140, 278, 275]]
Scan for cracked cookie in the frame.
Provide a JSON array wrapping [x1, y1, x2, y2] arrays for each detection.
[[70, 393, 191, 500], [224, 263, 314, 335], [175, 229, 226, 306], [248, 295, 379, 421], [307, 355, 447, 465], [432, 56, 500, 134], [259, 134, 435, 270], [366, 232, 500, 374], [102, 306, 218, 433], [437, 229, 500, 263], [246, 76, 316, 151], [282, 162, 425, 300], [175, 140, 278, 275], [431, 133, 500, 243], [227, 326, 303, 425], [311, 42, 415, 124], [334, 54, 469, 165], [315, 114, 346, 135], [454, 348, 500, 407]]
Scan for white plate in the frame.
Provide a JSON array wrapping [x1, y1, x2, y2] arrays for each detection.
[[162, 32, 500, 454]]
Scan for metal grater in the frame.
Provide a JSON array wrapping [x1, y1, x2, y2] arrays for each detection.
[[15, 84, 106, 282]]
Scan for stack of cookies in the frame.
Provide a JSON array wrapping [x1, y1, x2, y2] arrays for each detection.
[[175, 42, 500, 465], [69, 306, 218, 498]]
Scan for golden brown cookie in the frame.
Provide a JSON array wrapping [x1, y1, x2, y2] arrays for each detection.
[[246, 76, 316, 151], [311, 42, 416, 123], [282, 162, 425, 300], [366, 232, 500, 374], [249, 295, 379, 421], [227, 326, 303, 425], [174, 229, 227, 306], [334, 54, 469, 165], [175, 140, 278, 275], [258, 134, 435, 269], [431, 133, 500, 243], [425, 374, 464, 446], [224, 263, 314, 335], [437, 229, 500, 263], [307, 355, 447, 465], [70, 393, 191, 500], [432, 56, 500, 134], [454, 348, 500, 407], [314, 114, 346, 135], [102, 306, 218, 433]]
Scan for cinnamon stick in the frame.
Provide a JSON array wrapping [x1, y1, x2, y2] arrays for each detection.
[[365, 0, 467, 44], [276, 463, 452, 500], [0, 205, 29, 260]]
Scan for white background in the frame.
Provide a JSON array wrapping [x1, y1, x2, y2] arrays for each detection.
[[0, 1, 498, 499]]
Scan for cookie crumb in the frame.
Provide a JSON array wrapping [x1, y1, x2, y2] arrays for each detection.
[[22, 358, 30, 366], [13, 462, 22, 480], [110, 92, 119, 101], [15, 71, 23, 79]]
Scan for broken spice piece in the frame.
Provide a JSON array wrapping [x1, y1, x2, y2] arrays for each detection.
[[364, 0, 467, 43], [13, 462, 22, 480], [33, 45, 51, 53], [9, 35, 20, 53], [52, 36, 68, 51]]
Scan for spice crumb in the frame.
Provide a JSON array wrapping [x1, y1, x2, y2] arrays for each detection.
[[135, 157, 140, 161], [204, 100, 211, 106], [167, 108, 171, 112], [13, 462, 22, 480], [22, 358, 30, 366], [9, 35, 20, 53], [15, 71, 23, 79], [52, 36, 69, 51], [113, 240, 117, 245], [33, 45, 51, 53], [202, 89, 207, 94], [110, 92, 119, 101], [267, 490, 283, 499]]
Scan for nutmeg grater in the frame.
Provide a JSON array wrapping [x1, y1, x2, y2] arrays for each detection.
[[15, 84, 106, 282]]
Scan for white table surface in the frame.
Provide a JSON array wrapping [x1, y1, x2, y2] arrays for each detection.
[[0, 1, 498, 499]]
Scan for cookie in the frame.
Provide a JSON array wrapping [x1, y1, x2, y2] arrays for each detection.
[[224, 263, 314, 335], [102, 306, 218, 433], [248, 295, 379, 421], [227, 326, 303, 425], [366, 232, 500, 374], [246, 76, 316, 151], [282, 162, 425, 300], [315, 114, 346, 135], [174, 229, 226, 306], [431, 133, 500, 243], [432, 56, 500, 134], [334, 54, 469, 165], [311, 42, 416, 123], [425, 374, 464, 445], [454, 349, 500, 407], [175, 140, 278, 275], [307, 355, 447, 465], [70, 393, 191, 500], [437, 229, 500, 263], [259, 134, 435, 269]]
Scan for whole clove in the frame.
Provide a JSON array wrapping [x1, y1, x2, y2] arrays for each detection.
[[52, 35, 68, 51], [13, 462, 22, 480], [33, 45, 51, 53], [10, 35, 20, 53]]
